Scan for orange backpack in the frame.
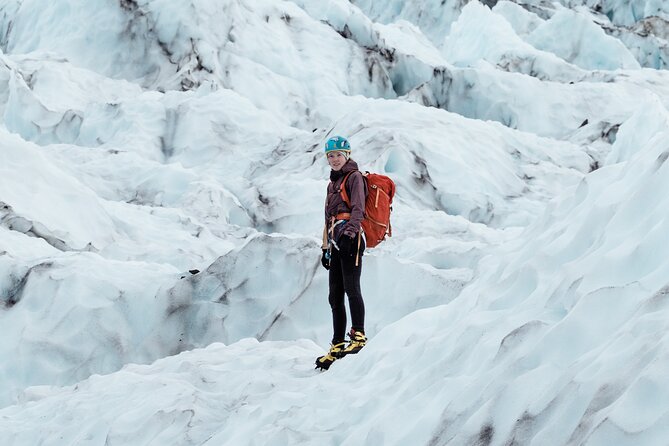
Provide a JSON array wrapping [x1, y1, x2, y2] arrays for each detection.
[[341, 171, 396, 248]]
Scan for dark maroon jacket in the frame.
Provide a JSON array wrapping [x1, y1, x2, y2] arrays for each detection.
[[324, 159, 367, 241]]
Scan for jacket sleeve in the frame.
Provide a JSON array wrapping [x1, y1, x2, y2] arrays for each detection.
[[342, 171, 366, 238]]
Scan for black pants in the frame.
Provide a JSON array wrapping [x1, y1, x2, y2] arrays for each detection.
[[328, 239, 365, 344]]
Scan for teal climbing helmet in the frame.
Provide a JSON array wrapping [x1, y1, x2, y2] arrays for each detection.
[[324, 136, 351, 154]]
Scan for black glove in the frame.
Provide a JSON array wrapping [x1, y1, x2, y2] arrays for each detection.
[[321, 249, 330, 270], [337, 234, 356, 256]]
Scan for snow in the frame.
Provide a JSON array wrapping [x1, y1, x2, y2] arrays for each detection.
[[1, 0, 669, 444], [443, 1, 588, 80], [0, 130, 115, 250], [525, 8, 641, 71]]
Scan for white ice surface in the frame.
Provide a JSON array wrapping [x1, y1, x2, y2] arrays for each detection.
[[1, 0, 669, 444]]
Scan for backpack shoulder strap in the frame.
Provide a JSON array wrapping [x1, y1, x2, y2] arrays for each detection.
[[339, 170, 366, 206]]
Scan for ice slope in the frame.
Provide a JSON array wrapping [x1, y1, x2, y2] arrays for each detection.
[[0, 0, 669, 444], [0, 0, 397, 128], [3, 86, 668, 446], [353, 0, 669, 70], [546, 0, 669, 27], [4, 101, 669, 442]]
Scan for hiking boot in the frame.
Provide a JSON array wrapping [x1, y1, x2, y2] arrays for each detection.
[[342, 329, 367, 355], [315, 342, 347, 370]]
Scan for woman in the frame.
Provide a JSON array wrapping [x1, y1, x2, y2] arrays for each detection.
[[316, 135, 368, 370]]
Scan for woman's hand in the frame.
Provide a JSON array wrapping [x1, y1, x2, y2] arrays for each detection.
[[321, 249, 330, 270]]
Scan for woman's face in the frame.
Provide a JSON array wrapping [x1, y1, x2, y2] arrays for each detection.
[[327, 151, 348, 171]]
